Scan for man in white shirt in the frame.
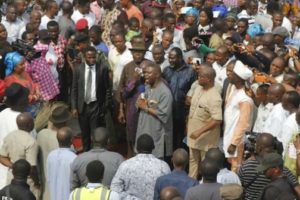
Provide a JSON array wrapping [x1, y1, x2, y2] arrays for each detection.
[[279, 91, 300, 151], [212, 46, 231, 88], [263, 84, 289, 139], [253, 84, 273, 133], [1, 5, 24, 44], [39, 0, 59, 30], [108, 32, 133, 91], [71, 0, 96, 28], [237, 0, 258, 25]]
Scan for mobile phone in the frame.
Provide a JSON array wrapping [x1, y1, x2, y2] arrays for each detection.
[[192, 58, 201, 65]]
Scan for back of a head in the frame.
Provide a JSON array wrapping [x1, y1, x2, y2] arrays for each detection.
[[16, 112, 34, 132], [92, 127, 109, 147], [61, 1, 73, 13], [12, 159, 31, 179], [57, 127, 73, 147], [136, 134, 155, 154], [200, 158, 220, 182], [284, 90, 300, 108], [172, 148, 188, 168], [256, 133, 275, 154], [160, 186, 181, 200], [86, 160, 105, 183], [205, 148, 225, 168]]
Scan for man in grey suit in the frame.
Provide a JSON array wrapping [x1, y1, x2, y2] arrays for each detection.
[[70, 127, 124, 188], [71, 46, 111, 151]]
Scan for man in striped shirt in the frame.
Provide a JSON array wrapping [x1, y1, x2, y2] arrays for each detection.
[[238, 133, 299, 200]]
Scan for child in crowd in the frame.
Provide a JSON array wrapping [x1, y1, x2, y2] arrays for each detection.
[[126, 17, 140, 42]]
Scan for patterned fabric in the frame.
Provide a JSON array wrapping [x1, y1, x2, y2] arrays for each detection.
[[27, 42, 60, 101], [49, 36, 67, 70], [111, 154, 170, 200], [101, 7, 121, 47]]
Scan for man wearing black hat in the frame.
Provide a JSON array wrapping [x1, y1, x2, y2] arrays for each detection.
[[71, 46, 111, 152], [0, 83, 29, 189], [257, 152, 298, 200], [116, 39, 148, 158]]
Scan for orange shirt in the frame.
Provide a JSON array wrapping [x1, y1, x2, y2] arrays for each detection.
[[126, 5, 144, 26], [4, 72, 39, 103]]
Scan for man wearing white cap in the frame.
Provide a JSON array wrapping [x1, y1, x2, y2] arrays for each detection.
[[223, 60, 254, 172]]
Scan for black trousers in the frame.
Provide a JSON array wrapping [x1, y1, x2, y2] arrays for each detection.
[[78, 101, 105, 151]]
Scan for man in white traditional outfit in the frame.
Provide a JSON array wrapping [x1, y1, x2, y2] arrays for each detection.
[[223, 60, 254, 172]]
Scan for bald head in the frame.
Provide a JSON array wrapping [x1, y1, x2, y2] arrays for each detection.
[[17, 113, 34, 132], [61, 1, 73, 15], [256, 133, 275, 155], [267, 83, 285, 104], [92, 127, 109, 147], [30, 10, 41, 19], [199, 65, 216, 81], [57, 127, 73, 147], [140, 60, 155, 69], [205, 148, 225, 168], [217, 46, 229, 55], [160, 187, 181, 200], [172, 148, 188, 168]]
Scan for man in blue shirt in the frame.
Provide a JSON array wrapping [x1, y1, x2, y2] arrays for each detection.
[[163, 47, 197, 149], [154, 148, 198, 199]]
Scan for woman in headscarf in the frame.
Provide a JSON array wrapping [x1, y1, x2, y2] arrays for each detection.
[[4, 51, 40, 104], [184, 7, 198, 29]]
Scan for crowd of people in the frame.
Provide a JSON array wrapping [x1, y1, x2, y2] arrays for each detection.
[[0, 0, 300, 199]]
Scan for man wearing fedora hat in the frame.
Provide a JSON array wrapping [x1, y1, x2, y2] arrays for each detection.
[[0, 83, 29, 189], [37, 105, 71, 200], [117, 38, 148, 158]]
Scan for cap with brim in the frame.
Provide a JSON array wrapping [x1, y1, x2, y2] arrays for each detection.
[[38, 29, 51, 40], [129, 42, 147, 51], [256, 152, 283, 173], [49, 106, 71, 124], [272, 27, 289, 38], [5, 83, 29, 107]]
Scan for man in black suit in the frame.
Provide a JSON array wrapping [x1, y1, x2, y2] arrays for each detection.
[[71, 46, 111, 151]]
